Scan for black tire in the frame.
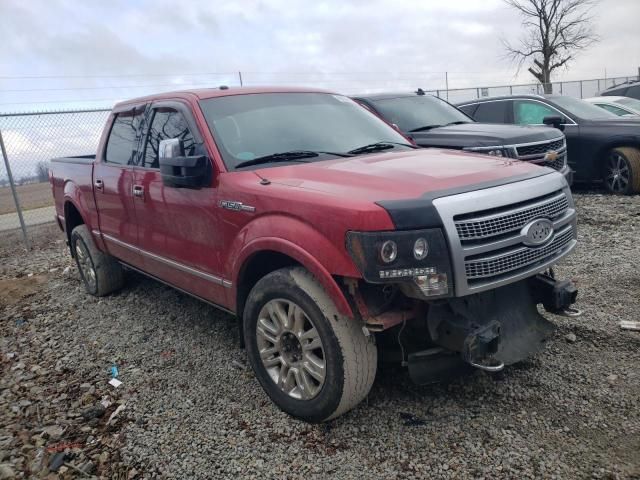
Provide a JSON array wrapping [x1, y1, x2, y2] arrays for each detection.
[[603, 147, 640, 194], [70, 225, 124, 296], [243, 267, 377, 422]]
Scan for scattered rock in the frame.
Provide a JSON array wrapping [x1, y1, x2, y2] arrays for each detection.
[[81, 405, 106, 421], [42, 425, 64, 440], [107, 404, 126, 425], [48, 452, 67, 472], [0, 464, 15, 480], [565, 333, 577, 343]]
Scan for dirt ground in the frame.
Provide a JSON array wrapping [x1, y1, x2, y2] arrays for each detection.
[[0, 182, 52, 215]]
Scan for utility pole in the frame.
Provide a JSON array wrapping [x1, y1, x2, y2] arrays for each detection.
[[445, 72, 449, 101], [238, 71, 243, 87]]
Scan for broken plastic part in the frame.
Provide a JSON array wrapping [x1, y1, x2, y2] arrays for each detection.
[[560, 307, 582, 317], [469, 359, 505, 372]]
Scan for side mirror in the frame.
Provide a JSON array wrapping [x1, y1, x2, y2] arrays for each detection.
[[543, 115, 565, 131], [158, 138, 209, 188]]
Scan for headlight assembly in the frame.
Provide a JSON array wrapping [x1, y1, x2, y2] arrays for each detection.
[[346, 228, 452, 298], [463, 146, 514, 158]]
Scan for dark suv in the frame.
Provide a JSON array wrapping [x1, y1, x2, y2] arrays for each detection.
[[353, 91, 572, 183], [458, 94, 640, 194], [600, 80, 640, 100]]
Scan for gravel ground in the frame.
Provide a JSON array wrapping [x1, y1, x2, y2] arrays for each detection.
[[1, 192, 639, 479]]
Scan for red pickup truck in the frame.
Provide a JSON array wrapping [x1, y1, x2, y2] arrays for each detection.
[[50, 87, 579, 422]]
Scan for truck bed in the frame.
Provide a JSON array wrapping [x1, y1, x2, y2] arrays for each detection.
[[51, 155, 96, 164]]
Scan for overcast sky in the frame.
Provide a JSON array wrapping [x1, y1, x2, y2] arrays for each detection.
[[0, 0, 639, 110]]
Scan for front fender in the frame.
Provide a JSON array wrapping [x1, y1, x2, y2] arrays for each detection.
[[227, 214, 361, 317]]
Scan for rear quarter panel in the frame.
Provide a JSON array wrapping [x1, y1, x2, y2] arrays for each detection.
[[50, 160, 99, 236]]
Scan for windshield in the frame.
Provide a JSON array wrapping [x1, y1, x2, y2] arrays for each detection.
[[551, 96, 618, 120], [199, 93, 412, 170], [615, 97, 640, 111], [369, 95, 472, 132]]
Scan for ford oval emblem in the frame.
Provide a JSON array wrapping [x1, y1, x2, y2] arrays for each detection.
[[521, 218, 554, 246]]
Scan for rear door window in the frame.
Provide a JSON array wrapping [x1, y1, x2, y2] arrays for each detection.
[[458, 104, 478, 117], [625, 85, 640, 100], [473, 102, 508, 123], [142, 109, 196, 169], [597, 104, 631, 116], [105, 112, 143, 165], [513, 100, 557, 125]]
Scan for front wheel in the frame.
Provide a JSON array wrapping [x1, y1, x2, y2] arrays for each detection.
[[603, 147, 640, 194], [243, 267, 377, 422]]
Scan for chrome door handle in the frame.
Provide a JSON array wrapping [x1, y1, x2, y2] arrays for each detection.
[[132, 185, 145, 198], [94, 179, 104, 190]]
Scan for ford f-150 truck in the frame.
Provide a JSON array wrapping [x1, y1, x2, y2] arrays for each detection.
[[50, 87, 579, 422]]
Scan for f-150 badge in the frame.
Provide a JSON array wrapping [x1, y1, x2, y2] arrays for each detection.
[[219, 200, 256, 212]]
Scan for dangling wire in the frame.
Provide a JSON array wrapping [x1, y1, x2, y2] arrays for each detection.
[[397, 318, 408, 367]]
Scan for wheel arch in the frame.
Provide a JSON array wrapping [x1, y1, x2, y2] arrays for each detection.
[[232, 238, 354, 324], [63, 199, 86, 256], [596, 138, 640, 172]]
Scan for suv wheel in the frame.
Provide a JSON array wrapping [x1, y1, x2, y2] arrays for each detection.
[[71, 225, 124, 296], [604, 147, 640, 194], [243, 267, 377, 422]]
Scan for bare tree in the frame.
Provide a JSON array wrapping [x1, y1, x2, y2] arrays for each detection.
[[503, 0, 598, 93], [35, 160, 50, 182]]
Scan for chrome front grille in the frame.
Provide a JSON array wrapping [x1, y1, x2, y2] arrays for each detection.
[[516, 138, 564, 157], [465, 225, 574, 280], [455, 192, 569, 242], [513, 137, 567, 172], [433, 173, 577, 296]]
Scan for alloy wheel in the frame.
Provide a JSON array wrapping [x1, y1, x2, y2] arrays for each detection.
[[255, 299, 326, 400], [605, 152, 631, 193]]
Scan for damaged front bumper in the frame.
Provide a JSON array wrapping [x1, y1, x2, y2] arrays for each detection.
[[403, 273, 578, 384]]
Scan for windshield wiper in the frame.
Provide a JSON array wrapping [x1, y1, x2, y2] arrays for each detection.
[[409, 121, 470, 133], [235, 150, 349, 169], [347, 141, 415, 155]]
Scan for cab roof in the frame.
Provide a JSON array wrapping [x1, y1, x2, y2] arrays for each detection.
[[113, 86, 333, 109], [456, 94, 567, 105]]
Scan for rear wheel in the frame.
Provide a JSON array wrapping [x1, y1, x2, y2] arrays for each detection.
[[603, 147, 640, 194], [71, 225, 124, 296], [243, 267, 377, 422]]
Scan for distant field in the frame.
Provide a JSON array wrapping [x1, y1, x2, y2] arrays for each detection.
[[0, 182, 53, 215]]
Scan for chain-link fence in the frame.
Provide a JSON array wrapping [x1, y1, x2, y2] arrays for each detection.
[[0, 110, 110, 245], [428, 75, 639, 104]]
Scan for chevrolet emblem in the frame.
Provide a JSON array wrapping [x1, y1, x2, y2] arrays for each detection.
[[544, 150, 558, 162]]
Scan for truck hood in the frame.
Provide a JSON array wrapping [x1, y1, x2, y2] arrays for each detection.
[[255, 148, 551, 203], [409, 122, 561, 148]]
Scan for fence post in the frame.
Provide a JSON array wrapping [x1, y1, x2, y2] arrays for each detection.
[[579, 80, 583, 99], [0, 128, 30, 249]]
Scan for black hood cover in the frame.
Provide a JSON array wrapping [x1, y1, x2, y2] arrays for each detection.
[[409, 123, 562, 149]]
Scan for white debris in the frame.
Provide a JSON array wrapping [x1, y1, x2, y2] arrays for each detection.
[[619, 321, 640, 331], [108, 378, 122, 388]]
